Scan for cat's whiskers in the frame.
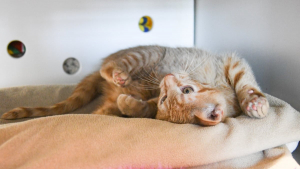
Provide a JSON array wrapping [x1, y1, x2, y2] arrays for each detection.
[[188, 62, 201, 75], [135, 70, 160, 85], [134, 81, 159, 87], [140, 67, 160, 83], [138, 77, 160, 85], [129, 83, 159, 90], [147, 68, 160, 83], [183, 54, 191, 73], [188, 56, 208, 75], [185, 52, 197, 72], [152, 70, 160, 83], [150, 66, 161, 83]]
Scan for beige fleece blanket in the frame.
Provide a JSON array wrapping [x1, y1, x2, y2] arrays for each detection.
[[0, 85, 299, 169]]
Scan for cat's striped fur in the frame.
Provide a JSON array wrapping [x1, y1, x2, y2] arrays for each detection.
[[1, 46, 269, 126]]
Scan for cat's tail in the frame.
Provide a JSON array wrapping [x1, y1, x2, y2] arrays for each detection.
[[1, 71, 104, 119]]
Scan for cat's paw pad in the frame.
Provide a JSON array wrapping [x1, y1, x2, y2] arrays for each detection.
[[117, 94, 146, 117], [242, 90, 269, 118], [1, 108, 26, 119], [100, 61, 132, 87], [112, 70, 131, 87]]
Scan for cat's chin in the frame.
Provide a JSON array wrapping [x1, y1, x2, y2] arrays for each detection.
[[195, 117, 222, 126], [194, 108, 224, 126]]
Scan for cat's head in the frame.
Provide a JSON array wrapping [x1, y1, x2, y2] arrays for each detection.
[[156, 73, 229, 126]]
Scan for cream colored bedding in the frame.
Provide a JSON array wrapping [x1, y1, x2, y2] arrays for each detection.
[[0, 85, 299, 168]]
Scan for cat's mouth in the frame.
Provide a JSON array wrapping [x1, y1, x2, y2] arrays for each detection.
[[208, 107, 223, 120], [194, 105, 224, 126]]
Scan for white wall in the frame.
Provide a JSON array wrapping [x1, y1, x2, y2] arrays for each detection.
[[0, 0, 194, 88], [195, 0, 300, 111]]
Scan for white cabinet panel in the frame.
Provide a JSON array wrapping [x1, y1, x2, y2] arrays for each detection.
[[0, 0, 194, 88]]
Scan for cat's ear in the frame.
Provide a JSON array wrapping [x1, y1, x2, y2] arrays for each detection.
[[194, 110, 222, 126]]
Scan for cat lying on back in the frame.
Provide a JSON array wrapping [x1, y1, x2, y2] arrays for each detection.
[[1, 46, 269, 126]]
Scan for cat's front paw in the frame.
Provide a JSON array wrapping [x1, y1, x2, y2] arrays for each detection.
[[100, 61, 132, 87], [117, 94, 147, 117], [240, 89, 269, 118]]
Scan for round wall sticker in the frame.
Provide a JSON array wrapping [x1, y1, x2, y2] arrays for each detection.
[[63, 57, 80, 75], [139, 16, 153, 32], [7, 40, 26, 58]]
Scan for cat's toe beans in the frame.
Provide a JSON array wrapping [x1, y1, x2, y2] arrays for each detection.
[[246, 102, 253, 111], [112, 71, 131, 87], [245, 96, 269, 118], [252, 104, 257, 111], [113, 78, 126, 86]]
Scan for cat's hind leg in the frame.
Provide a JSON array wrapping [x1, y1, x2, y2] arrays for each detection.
[[100, 46, 165, 87], [100, 61, 132, 87], [1, 72, 103, 120], [117, 94, 157, 118]]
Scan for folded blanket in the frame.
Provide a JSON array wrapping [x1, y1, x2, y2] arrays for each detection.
[[0, 85, 299, 168]]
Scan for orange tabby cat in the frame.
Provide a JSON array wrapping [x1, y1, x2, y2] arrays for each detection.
[[1, 46, 269, 126]]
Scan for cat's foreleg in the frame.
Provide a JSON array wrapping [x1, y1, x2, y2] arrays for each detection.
[[100, 46, 166, 87], [224, 55, 269, 118], [92, 99, 122, 116], [117, 94, 158, 118]]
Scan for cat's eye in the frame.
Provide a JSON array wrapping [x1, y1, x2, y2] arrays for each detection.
[[182, 86, 194, 94], [160, 95, 167, 105]]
